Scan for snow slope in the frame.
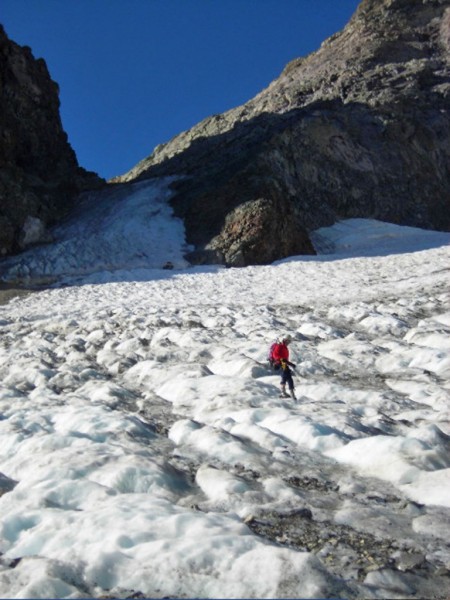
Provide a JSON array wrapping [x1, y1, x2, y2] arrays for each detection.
[[0, 179, 449, 599]]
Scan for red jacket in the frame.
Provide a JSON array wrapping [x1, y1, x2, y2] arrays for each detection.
[[272, 342, 289, 363]]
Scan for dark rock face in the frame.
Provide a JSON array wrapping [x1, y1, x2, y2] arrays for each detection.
[[117, 0, 450, 267], [0, 25, 103, 256], [181, 163, 316, 266]]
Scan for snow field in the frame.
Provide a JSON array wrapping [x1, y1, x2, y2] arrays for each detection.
[[1, 280, 450, 598], [0, 179, 449, 598]]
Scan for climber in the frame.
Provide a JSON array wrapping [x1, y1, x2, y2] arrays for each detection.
[[271, 334, 297, 399]]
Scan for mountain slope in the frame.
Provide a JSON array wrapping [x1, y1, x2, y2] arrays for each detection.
[[1, 175, 448, 288], [116, 0, 450, 267], [0, 25, 103, 258], [0, 215, 449, 598]]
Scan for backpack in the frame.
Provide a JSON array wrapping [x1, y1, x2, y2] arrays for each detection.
[[268, 339, 282, 369]]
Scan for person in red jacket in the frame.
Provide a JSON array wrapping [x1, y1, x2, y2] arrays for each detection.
[[272, 334, 296, 399]]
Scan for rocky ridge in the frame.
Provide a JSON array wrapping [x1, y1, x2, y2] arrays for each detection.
[[0, 25, 103, 257], [117, 0, 450, 267]]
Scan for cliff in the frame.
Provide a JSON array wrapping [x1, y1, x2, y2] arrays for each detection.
[[0, 25, 103, 256]]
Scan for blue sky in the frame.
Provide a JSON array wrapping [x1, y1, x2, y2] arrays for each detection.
[[2, 0, 360, 180]]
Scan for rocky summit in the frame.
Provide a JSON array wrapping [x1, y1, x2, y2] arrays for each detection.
[[117, 0, 450, 267], [0, 25, 103, 258]]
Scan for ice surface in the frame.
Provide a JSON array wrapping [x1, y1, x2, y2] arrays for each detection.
[[0, 178, 449, 598]]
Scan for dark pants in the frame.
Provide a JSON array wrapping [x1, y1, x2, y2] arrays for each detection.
[[281, 367, 294, 390]]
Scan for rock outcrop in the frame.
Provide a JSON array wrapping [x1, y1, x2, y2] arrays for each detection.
[[0, 25, 103, 257], [117, 0, 450, 266]]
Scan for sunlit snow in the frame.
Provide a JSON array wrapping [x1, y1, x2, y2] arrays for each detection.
[[0, 179, 449, 599]]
